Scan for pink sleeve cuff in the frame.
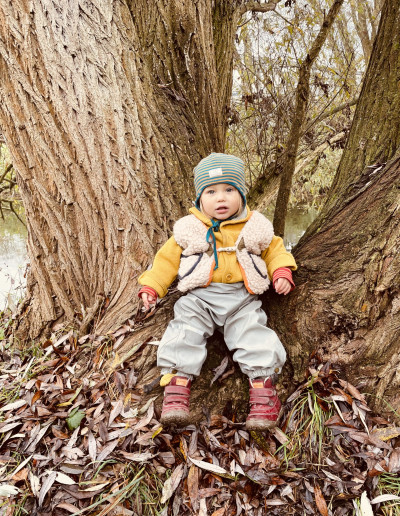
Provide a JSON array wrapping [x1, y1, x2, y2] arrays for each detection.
[[138, 286, 158, 299], [273, 267, 295, 290]]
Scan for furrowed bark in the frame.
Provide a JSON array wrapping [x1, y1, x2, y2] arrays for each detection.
[[268, 154, 400, 415], [321, 0, 400, 223], [0, 0, 242, 339]]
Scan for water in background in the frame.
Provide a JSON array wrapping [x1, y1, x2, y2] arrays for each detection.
[[0, 207, 318, 309], [282, 207, 317, 251], [0, 212, 27, 311]]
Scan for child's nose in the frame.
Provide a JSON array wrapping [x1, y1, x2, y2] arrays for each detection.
[[216, 191, 226, 200]]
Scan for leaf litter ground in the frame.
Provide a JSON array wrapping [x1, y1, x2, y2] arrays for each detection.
[[1, 311, 400, 515]]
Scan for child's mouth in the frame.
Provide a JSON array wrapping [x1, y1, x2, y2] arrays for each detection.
[[216, 206, 228, 213]]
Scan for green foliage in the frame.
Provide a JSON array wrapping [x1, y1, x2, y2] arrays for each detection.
[[378, 474, 400, 516], [66, 407, 86, 431], [290, 146, 342, 210]]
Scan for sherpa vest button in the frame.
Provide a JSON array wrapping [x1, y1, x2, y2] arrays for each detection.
[[226, 274, 233, 281]]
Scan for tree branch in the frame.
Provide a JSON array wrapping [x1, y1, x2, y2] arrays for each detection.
[[305, 97, 358, 132], [238, 1, 278, 17], [9, 200, 26, 227], [0, 163, 13, 184]]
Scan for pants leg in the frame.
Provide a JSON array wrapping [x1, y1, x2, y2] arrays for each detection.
[[223, 295, 287, 379], [157, 291, 217, 377]]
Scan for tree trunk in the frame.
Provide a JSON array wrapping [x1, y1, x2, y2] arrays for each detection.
[[2, 0, 400, 422], [349, 0, 373, 61], [273, 0, 344, 237], [321, 0, 400, 221], [0, 0, 248, 339], [268, 0, 400, 417]]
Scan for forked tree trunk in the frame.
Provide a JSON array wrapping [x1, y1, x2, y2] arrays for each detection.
[[118, 0, 400, 422], [268, 0, 400, 417], [0, 0, 262, 339], [1, 0, 400, 420]]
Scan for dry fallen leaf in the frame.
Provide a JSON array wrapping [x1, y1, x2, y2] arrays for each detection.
[[11, 467, 28, 482], [56, 502, 79, 514], [371, 426, 400, 442], [360, 491, 374, 516], [120, 451, 156, 462], [38, 471, 57, 506], [6, 454, 33, 481], [210, 356, 229, 386], [187, 464, 199, 512], [83, 482, 110, 492], [211, 508, 225, 516], [96, 439, 119, 462], [109, 399, 123, 426], [52, 426, 70, 439], [0, 399, 27, 412], [0, 421, 22, 433], [29, 471, 41, 497], [88, 430, 97, 462], [388, 448, 400, 473], [188, 457, 235, 479], [134, 403, 154, 431], [0, 485, 20, 497], [161, 463, 185, 504], [314, 483, 329, 516], [371, 494, 400, 504], [54, 471, 76, 485], [31, 390, 43, 405]]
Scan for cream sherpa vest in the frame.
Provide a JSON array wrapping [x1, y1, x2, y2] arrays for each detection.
[[173, 211, 274, 295]]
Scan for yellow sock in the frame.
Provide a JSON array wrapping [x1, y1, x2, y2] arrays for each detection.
[[160, 372, 176, 387]]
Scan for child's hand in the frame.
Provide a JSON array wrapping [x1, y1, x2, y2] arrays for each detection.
[[274, 277, 292, 295], [138, 287, 158, 310], [140, 292, 157, 310]]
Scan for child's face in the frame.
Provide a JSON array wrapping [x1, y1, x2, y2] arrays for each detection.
[[200, 183, 242, 220]]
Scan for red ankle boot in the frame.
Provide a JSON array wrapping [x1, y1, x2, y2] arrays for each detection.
[[160, 376, 191, 427], [246, 377, 281, 431]]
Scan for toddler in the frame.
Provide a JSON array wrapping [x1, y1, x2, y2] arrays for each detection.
[[138, 153, 297, 431]]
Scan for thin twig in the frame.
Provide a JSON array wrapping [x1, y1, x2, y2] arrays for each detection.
[[0, 163, 13, 184], [9, 201, 26, 227]]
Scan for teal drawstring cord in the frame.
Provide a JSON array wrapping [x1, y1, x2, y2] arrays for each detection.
[[206, 219, 222, 270]]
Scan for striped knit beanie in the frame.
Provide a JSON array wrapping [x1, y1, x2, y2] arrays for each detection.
[[194, 153, 246, 208]]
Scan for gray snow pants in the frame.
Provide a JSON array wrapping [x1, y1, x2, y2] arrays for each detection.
[[157, 282, 286, 380]]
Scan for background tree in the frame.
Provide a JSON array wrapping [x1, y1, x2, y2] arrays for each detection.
[[272, 0, 345, 236], [228, 0, 381, 211], [0, 145, 21, 222]]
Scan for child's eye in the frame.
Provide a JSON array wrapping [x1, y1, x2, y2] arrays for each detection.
[[206, 189, 215, 194], [226, 187, 234, 192]]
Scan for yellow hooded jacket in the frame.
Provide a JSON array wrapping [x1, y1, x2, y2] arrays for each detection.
[[138, 207, 297, 298]]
